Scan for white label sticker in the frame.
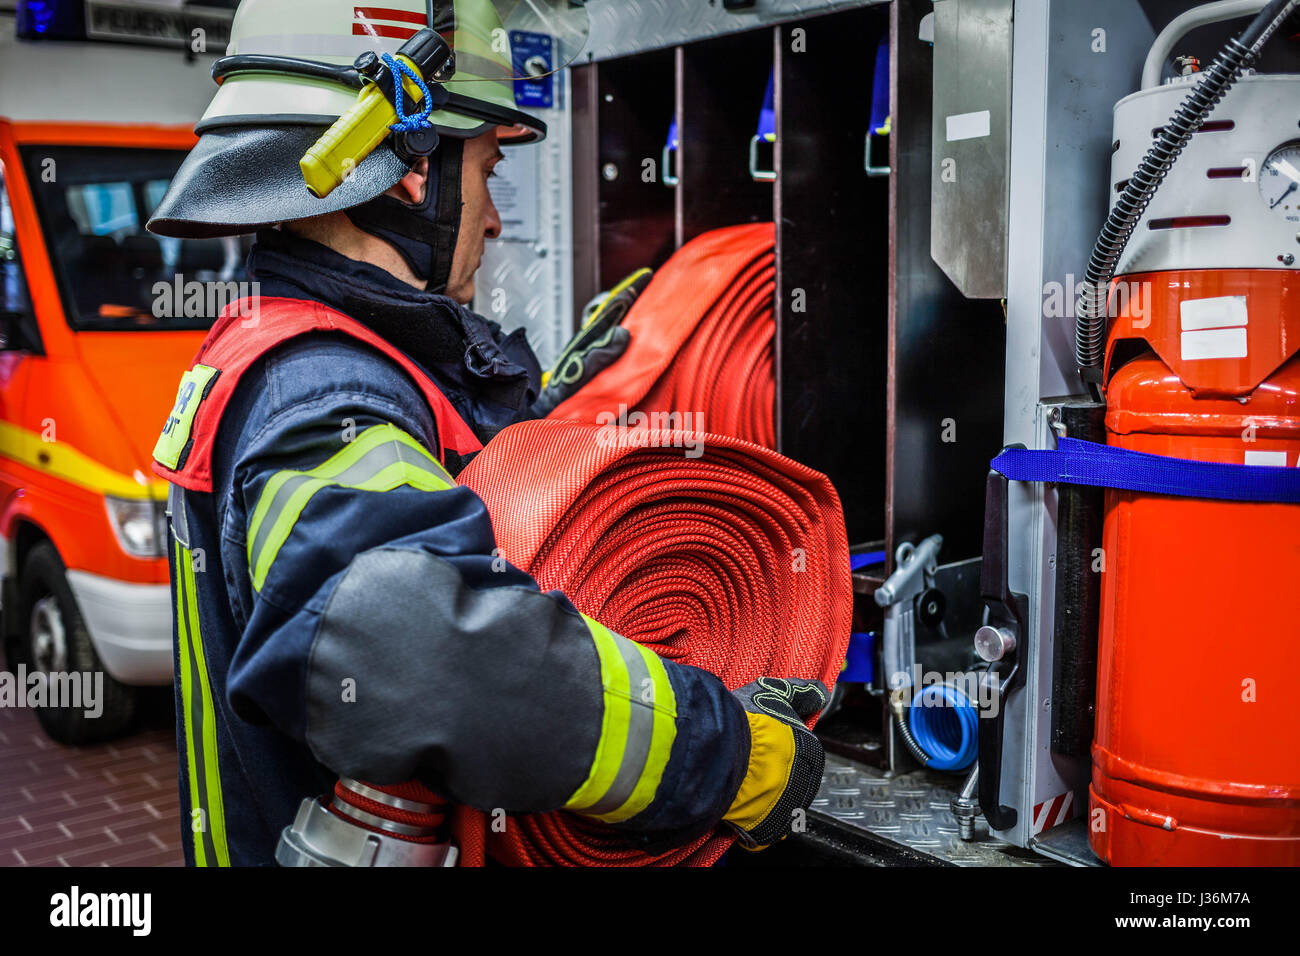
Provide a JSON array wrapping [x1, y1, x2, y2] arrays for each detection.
[[1244, 451, 1288, 467], [1180, 295, 1248, 331], [945, 110, 991, 142], [486, 147, 539, 243], [1181, 327, 1248, 360]]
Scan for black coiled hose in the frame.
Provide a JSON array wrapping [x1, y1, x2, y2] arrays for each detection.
[[1075, 0, 1299, 382], [894, 699, 932, 767]]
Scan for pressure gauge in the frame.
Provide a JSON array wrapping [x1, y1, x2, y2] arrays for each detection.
[[1259, 141, 1300, 222]]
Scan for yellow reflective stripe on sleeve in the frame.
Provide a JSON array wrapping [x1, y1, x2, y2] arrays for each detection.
[[611, 641, 677, 822], [246, 424, 454, 592], [175, 540, 230, 866], [564, 617, 630, 812], [564, 615, 678, 824]]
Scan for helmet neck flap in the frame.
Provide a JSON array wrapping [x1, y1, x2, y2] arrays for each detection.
[[345, 137, 465, 294]]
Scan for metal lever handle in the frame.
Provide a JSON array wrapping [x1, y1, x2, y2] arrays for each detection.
[[865, 129, 890, 177], [662, 144, 679, 187], [976, 466, 1028, 832], [749, 134, 776, 182], [875, 534, 942, 697]]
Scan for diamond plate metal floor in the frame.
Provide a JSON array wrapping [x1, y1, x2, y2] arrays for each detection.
[[812, 754, 1057, 866]]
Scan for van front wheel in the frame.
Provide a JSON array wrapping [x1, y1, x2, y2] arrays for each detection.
[[19, 542, 137, 744]]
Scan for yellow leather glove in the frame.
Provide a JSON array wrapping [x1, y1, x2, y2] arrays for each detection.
[[723, 677, 829, 849], [531, 268, 651, 418]]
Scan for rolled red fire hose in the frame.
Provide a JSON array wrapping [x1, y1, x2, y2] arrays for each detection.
[[550, 222, 776, 448], [345, 223, 845, 866], [447, 418, 851, 866]]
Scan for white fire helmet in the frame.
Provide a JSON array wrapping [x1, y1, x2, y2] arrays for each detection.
[[149, 0, 587, 239]]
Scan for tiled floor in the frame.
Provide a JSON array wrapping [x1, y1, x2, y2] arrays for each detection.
[[0, 652, 183, 867]]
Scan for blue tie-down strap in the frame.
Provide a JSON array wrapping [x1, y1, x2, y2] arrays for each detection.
[[663, 117, 680, 186], [991, 436, 1300, 503], [749, 72, 777, 183], [849, 550, 886, 572], [757, 68, 775, 142], [842, 631, 876, 684], [869, 33, 890, 136]]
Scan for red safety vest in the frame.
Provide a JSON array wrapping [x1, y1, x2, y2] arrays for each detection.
[[152, 297, 483, 491]]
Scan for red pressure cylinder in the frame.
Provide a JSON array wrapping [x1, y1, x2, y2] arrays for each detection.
[[1090, 269, 1300, 865]]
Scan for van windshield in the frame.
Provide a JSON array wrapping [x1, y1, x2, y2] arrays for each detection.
[[20, 146, 252, 332]]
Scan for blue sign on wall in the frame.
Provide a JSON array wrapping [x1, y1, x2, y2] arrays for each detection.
[[511, 30, 555, 110]]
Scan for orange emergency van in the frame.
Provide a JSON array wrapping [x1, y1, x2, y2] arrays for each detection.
[[0, 3, 243, 742]]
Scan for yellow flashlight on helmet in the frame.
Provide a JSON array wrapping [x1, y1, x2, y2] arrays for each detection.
[[300, 29, 453, 199]]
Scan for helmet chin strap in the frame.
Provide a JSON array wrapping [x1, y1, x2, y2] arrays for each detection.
[[345, 137, 464, 294]]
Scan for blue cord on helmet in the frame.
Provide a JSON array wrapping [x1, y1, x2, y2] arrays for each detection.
[[381, 52, 435, 133]]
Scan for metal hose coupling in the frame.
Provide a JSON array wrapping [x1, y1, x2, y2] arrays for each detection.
[[275, 778, 459, 867], [951, 766, 982, 842]]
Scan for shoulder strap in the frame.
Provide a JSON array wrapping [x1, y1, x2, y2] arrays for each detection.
[[152, 297, 483, 492]]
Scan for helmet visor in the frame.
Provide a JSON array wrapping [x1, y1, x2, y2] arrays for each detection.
[[423, 0, 591, 81]]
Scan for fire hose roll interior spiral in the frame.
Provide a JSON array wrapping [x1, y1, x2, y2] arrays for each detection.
[[454, 418, 852, 866]]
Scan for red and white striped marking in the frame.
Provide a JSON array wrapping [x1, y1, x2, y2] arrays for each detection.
[[354, 6, 426, 40], [1032, 791, 1075, 835]]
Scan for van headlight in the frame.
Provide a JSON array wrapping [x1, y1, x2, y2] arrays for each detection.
[[105, 496, 167, 559]]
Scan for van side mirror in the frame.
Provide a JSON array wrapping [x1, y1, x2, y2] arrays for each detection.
[[0, 309, 42, 353]]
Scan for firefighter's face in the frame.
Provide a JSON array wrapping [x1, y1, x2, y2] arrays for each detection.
[[392, 130, 504, 302], [446, 130, 505, 304]]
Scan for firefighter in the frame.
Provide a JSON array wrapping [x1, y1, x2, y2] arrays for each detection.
[[147, 0, 827, 866]]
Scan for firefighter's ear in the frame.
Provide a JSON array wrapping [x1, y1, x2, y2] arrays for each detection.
[[394, 158, 430, 205]]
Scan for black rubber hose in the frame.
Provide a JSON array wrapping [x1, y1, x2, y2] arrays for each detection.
[[1074, 0, 1299, 383], [894, 701, 932, 767]]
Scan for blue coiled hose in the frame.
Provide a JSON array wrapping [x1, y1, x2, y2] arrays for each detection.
[[904, 683, 979, 771]]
